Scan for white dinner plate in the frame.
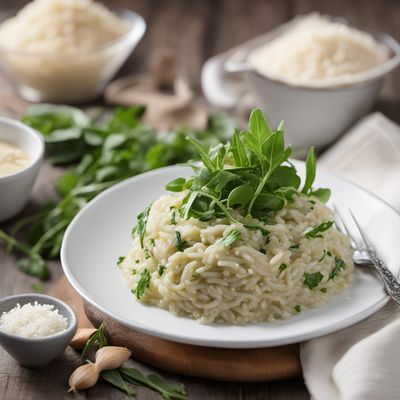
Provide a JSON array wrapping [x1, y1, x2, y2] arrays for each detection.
[[61, 161, 400, 348]]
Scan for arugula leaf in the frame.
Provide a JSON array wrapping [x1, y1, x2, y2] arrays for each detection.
[[134, 269, 151, 299], [302, 147, 316, 194], [253, 193, 285, 211], [305, 221, 334, 239], [175, 231, 189, 252], [227, 184, 254, 208], [221, 229, 241, 247], [310, 188, 331, 203], [119, 366, 187, 400], [329, 257, 346, 280], [304, 272, 324, 289], [186, 137, 215, 172], [132, 204, 152, 248], [166, 177, 186, 192], [102, 369, 135, 397], [231, 129, 249, 167]]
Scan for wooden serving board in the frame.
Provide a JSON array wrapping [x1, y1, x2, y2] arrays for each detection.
[[52, 276, 302, 382]]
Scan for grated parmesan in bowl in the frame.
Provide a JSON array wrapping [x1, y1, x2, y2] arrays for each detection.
[[0, 301, 68, 338]]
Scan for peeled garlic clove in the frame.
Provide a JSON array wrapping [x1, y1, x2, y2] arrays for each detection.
[[70, 328, 97, 349], [95, 346, 131, 370], [68, 363, 99, 392]]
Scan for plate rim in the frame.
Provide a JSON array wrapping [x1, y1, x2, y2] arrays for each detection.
[[61, 163, 397, 348]]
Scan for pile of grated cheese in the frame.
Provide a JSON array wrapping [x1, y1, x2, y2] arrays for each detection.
[[0, 302, 68, 338], [0, 0, 131, 52], [247, 13, 390, 87]]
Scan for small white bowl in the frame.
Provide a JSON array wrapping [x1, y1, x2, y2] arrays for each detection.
[[202, 20, 400, 148], [0, 117, 44, 222], [0, 8, 146, 103]]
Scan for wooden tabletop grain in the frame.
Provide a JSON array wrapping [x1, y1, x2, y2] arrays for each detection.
[[0, 0, 399, 399]]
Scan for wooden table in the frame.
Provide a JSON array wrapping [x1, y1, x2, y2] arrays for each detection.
[[0, 0, 399, 399]]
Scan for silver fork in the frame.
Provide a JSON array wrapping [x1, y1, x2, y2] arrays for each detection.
[[334, 206, 400, 305]]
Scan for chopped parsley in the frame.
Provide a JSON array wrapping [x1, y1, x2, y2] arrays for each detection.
[[117, 256, 125, 266], [278, 263, 288, 275], [329, 257, 346, 280], [135, 259, 140, 263], [320, 288, 327, 293], [132, 204, 152, 248], [221, 229, 241, 247], [175, 231, 189, 252], [134, 269, 151, 299], [304, 271, 324, 289], [290, 244, 300, 250], [327, 251, 332, 257], [305, 221, 334, 239], [191, 273, 199, 281], [149, 238, 155, 247], [158, 265, 166, 276], [131, 269, 137, 275], [318, 250, 327, 262], [294, 305, 301, 313], [144, 248, 151, 259], [171, 210, 177, 225], [259, 248, 266, 254]]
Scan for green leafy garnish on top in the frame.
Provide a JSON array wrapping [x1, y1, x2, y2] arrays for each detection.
[[304, 272, 324, 289], [164, 108, 330, 226], [305, 221, 334, 239]]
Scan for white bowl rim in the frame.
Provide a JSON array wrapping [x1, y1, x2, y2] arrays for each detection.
[[0, 116, 44, 183], [0, 7, 146, 57]]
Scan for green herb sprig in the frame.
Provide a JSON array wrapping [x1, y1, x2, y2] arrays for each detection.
[[165, 109, 330, 230]]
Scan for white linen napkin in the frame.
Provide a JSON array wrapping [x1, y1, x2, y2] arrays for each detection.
[[301, 112, 400, 400]]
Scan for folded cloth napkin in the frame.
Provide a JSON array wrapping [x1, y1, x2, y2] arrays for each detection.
[[301, 112, 400, 400]]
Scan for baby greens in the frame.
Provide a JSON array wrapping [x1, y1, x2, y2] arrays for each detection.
[[166, 109, 330, 226], [221, 229, 242, 247], [303, 272, 324, 289], [134, 269, 151, 299]]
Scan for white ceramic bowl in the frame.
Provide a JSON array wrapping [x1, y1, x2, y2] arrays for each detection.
[[0, 117, 44, 222], [202, 22, 400, 149], [0, 8, 146, 103]]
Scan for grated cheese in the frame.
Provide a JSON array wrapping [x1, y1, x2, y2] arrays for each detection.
[[0, 0, 131, 53], [247, 13, 390, 87], [0, 302, 68, 338]]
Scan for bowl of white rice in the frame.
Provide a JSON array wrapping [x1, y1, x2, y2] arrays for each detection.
[[0, 0, 146, 103], [203, 14, 400, 148]]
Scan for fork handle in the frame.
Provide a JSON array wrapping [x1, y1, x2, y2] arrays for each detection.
[[371, 255, 400, 305]]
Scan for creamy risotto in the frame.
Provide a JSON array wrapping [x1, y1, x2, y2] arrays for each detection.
[[120, 192, 353, 324], [119, 109, 354, 325]]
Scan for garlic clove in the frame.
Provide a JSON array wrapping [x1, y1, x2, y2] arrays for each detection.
[[70, 328, 97, 350], [95, 346, 132, 371], [68, 363, 100, 392]]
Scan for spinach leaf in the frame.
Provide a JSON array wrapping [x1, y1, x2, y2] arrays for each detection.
[[304, 272, 324, 289], [302, 147, 316, 194]]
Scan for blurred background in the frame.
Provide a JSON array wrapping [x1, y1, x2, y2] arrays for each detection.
[[1, 0, 399, 122]]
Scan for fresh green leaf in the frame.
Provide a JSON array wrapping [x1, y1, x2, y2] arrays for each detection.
[[166, 178, 186, 192], [302, 147, 316, 194], [134, 269, 151, 300], [227, 184, 254, 208], [81, 323, 107, 359], [158, 265, 166, 276], [117, 256, 125, 266], [132, 205, 152, 248], [278, 263, 288, 275], [253, 193, 285, 211], [231, 129, 249, 167], [329, 257, 346, 280], [56, 172, 78, 196], [304, 272, 324, 289], [102, 369, 135, 397], [305, 221, 334, 239], [119, 366, 187, 400], [310, 188, 331, 203], [318, 250, 327, 262], [175, 231, 189, 252], [186, 137, 215, 172], [294, 305, 301, 313], [221, 229, 241, 247]]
